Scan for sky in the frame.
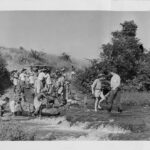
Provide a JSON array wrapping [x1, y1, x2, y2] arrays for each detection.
[[0, 11, 150, 59]]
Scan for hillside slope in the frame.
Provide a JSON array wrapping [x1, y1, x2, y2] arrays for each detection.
[[0, 47, 89, 71]]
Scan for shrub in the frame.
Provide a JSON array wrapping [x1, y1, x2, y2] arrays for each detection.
[[0, 54, 11, 93]]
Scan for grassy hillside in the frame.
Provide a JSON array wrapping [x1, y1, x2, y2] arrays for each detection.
[[0, 46, 89, 71]]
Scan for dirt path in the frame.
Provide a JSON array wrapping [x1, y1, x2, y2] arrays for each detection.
[[2, 87, 150, 140], [5, 104, 147, 140]]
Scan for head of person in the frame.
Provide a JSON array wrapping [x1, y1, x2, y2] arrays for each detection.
[[4, 97, 10, 102], [21, 68, 26, 73], [61, 68, 65, 73], [39, 93, 46, 99], [97, 73, 105, 80], [43, 69, 47, 73]]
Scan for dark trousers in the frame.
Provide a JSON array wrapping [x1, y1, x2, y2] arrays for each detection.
[[107, 87, 122, 112]]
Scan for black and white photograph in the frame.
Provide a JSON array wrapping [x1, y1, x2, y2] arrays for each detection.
[[0, 0, 150, 144]]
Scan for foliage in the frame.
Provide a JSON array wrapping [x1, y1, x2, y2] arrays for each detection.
[[75, 20, 150, 93], [59, 52, 72, 62], [100, 20, 143, 82], [29, 49, 45, 62], [0, 54, 11, 93]]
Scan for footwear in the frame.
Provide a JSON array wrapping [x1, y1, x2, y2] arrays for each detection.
[[98, 105, 102, 109], [118, 108, 123, 113]]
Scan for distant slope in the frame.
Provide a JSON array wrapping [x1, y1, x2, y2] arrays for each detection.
[[0, 47, 89, 71]]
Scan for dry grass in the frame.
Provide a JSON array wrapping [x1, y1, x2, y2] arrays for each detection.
[[0, 121, 36, 141], [121, 91, 150, 106], [0, 46, 88, 71]]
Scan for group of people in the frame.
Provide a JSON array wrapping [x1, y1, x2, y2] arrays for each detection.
[[91, 69, 122, 113], [0, 65, 122, 117], [6, 66, 72, 116]]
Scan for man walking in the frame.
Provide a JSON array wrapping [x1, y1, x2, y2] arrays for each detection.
[[91, 73, 105, 112], [107, 70, 122, 113]]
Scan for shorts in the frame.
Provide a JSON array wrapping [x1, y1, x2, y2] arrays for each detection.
[[94, 90, 105, 99]]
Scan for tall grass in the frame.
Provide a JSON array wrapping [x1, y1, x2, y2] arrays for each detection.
[[121, 91, 150, 106], [0, 46, 88, 71], [0, 121, 36, 141]]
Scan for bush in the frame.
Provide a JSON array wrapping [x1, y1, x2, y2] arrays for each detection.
[[0, 121, 36, 141], [0, 54, 11, 93]]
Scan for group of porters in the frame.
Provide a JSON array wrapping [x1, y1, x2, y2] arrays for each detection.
[[0, 66, 123, 117], [0, 66, 74, 117]]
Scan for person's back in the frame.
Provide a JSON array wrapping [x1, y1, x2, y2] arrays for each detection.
[[19, 72, 26, 82], [29, 71, 34, 82], [13, 72, 18, 86], [45, 73, 52, 85], [38, 72, 46, 81], [110, 73, 121, 90], [107, 71, 122, 113]]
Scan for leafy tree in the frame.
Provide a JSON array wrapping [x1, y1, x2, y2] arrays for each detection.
[[59, 52, 72, 62], [100, 20, 144, 82], [0, 53, 11, 93], [75, 20, 149, 93]]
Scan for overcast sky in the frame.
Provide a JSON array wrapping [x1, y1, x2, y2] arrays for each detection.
[[0, 11, 150, 59]]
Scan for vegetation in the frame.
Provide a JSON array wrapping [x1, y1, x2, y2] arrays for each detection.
[[0, 47, 86, 72], [0, 121, 36, 141], [75, 20, 150, 93], [0, 53, 11, 94]]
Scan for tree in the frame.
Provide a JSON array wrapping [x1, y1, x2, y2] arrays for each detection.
[[74, 20, 149, 93], [0, 53, 11, 93], [59, 52, 72, 62], [100, 20, 144, 82]]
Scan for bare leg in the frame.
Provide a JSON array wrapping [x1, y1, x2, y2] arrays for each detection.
[[98, 92, 105, 109], [94, 97, 99, 112]]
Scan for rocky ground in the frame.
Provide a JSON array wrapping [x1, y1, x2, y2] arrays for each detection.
[[1, 86, 150, 140]]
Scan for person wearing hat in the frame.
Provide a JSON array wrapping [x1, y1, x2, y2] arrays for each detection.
[[36, 68, 46, 94], [11, 70, 19, 93], [91, 73, 106, 112], [106, 70, 122, 113], [18, 68, 27, 102], [56, 72, 67, 105], [19, 68, 27, 81], [45, 69, 52, 94], [0, 97, 10, 117]]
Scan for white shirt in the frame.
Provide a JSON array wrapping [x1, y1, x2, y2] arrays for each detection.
[[56, 76, 65, 87], [110, 73, 121, 90], [45, 74, 52, 85], [29, 75, 35, 84], [19, 73, 26, 81], [38, 72, 46, 81]]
